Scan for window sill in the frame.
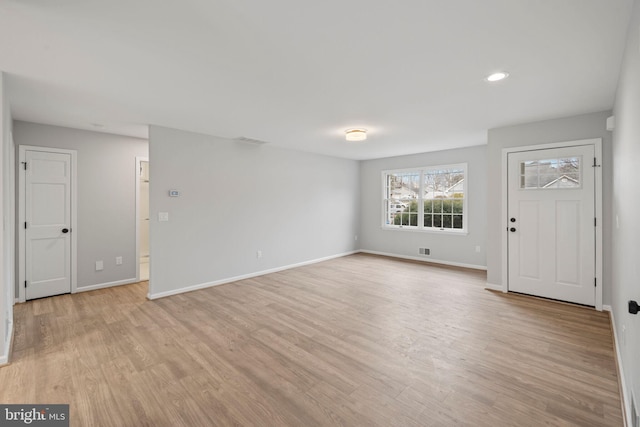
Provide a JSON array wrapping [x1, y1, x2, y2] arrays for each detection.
[[381, 226, 469, 236]]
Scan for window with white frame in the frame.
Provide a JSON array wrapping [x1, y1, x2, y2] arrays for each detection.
[[383, 164, 467, 232]]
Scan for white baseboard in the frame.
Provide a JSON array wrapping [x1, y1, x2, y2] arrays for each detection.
[[0, 318, 14, 366], [608, 308, 631, 426], [484, 282, 505, 292], [75, 278, 138, 293], [359, 249, 487, 271], [147, 250, 360, 300]]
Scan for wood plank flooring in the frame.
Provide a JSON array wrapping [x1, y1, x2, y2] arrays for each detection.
[[0, 254, 623, 426]]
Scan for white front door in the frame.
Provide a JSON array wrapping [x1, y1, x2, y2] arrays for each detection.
[[507, 144, 595, 306], [24, 149, 72, 300]]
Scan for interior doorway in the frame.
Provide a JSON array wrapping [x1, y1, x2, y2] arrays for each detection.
[[136, 157, 149, 281], [18, 145, 78, 301]]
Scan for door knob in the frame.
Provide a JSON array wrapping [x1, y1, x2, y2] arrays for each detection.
[[62, 228, 69, 233], [510, 218, 516, 222], [510, 227, 516, 232], [630, 300, 639, 315]]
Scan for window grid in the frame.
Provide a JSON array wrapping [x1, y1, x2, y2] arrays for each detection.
[[383, 164, 467, 232]]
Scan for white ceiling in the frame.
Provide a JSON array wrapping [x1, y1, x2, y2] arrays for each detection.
[[0, 0, 634, 160]]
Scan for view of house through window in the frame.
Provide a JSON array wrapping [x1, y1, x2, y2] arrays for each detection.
[[520, 157, 581, 189], [383, 164, 467, 232]]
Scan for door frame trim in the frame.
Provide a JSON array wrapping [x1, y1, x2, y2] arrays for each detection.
[[17, 145, 78, 302], [501, 138, 603, 310], [135, 156, 148, 282]]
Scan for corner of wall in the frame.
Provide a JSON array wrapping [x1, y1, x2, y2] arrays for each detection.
[[610, 0, 640, 423], [0, 71, 10, 363], [148, 126, 361, 296]]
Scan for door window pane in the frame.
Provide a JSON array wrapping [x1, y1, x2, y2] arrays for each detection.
[[520, 157, 581, 189]]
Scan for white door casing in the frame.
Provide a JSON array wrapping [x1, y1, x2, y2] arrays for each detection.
[[135, 157, 149, 282], [18, 146, 77, 302], [507, 144, 596, 306]]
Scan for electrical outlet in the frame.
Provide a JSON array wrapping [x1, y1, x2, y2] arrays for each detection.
[[257, 250, 262, 259], [116, 256, 123, 265], [96, 260, 104, 271]]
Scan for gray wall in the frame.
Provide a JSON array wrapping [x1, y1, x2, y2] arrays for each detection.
[[2, 74, 13, 355], [359, 145, 487, 268], [148, 126, 360, 297], [611, 0, 640, 420], [486, 111, 613, 306], [0, 72, 8, 360], [13, 121, 149, 291]]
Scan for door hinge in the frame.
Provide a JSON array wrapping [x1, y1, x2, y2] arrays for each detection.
[[594, 217, 597, 227], [24, 280, 27, 288], [592, 157, 601, 168], [594, 278, 597, 287], [24, 222, 27, 229], [22, 162, 27, 170]]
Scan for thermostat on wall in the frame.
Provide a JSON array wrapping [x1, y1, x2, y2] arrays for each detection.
[[168, 189, 180, 197]]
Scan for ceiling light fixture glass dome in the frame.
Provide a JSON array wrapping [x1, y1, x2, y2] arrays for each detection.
[[486, 71, 509, 82], [345, 128, 367, 142]]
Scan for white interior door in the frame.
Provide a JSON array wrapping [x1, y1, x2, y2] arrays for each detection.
[[507, 145, 595, 306], [25, 150, 72, 300]]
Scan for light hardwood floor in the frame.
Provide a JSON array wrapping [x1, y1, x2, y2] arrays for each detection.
[[0, 254, 623, 426]]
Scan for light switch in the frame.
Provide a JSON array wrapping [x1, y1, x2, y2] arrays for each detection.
[[158, 212, 169, 222]]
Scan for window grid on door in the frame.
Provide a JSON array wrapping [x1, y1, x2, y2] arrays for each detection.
[[519, 156, 581, 189]]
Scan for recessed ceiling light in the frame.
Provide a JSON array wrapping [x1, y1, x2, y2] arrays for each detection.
[[345, 128, 367, 142], [486, 71, 509, 82]]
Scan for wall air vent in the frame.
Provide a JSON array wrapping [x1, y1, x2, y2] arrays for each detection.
[[234, 136, 270, 145], [419, 248, 430, 256]]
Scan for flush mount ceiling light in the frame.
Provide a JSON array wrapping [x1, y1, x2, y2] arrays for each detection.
[[486, 71, 509, 82], [345, 128, 367, 142]]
